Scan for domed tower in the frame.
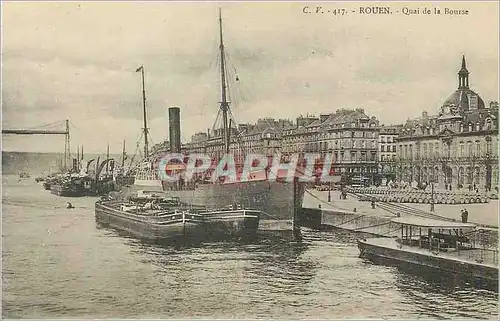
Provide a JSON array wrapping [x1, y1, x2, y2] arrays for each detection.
[[440, 55, 485, 117], [438, 56, 487, 133]]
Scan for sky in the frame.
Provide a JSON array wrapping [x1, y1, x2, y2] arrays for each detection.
[[2, 1, 499, 154]]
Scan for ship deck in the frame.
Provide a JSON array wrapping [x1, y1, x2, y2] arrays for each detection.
[[361, 237, 498, 268], [99, 200, 261, 219]]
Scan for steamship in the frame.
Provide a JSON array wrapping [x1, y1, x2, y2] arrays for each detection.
[[129, 10, 306, 237]]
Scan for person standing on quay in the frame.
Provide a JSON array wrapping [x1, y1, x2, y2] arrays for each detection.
[[461, 208, 469, 223]]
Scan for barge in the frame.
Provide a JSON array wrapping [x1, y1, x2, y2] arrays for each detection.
[[95, 200, 205, 242], [357, 216, 498, 288], [95, 190, 261, 242]]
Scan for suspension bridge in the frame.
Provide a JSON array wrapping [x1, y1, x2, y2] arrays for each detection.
[[2, 119, 72, 170]]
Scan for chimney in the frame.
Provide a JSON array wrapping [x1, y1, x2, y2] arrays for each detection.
[[168, 107, 181, 153]]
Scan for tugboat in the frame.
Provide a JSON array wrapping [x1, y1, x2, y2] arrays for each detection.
[[50, 173, 93, 197]]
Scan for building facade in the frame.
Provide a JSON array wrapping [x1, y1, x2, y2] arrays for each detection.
[[395, 56, 499, 190], [378, 125, 402, 182], [180, 109, 381, 182], [281, 109, 380, 181], [182, 118, 293, 165]]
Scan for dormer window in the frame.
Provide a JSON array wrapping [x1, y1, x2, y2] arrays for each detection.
[[485, 118, 492, 130], [468, 123, 472, 131], [476, 123, 480, 131], [460, 124, 464, 132]]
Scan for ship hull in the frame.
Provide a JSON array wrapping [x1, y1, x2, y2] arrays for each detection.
[[50, 184, 85, 197], [144, 180, 305, 228], [95, 201, 205, 242], [126, 177, 305, 233], [202, 209, 260, 240]]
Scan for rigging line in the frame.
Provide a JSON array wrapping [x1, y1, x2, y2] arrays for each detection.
[[68, 120, 85, 133], [225, 53, 247, 104], [128, 131, 143, 168], [24, 120, 64, 130], [212, 108, 223, 133], [208, 36, 219, 73]]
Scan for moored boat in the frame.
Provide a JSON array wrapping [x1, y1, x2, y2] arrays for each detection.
[[96, 191, 262, 242], [50, 174, 94, 197], [357, 216, 498, 287], [95, 199, 206, 242], [201, 205, 261, 240], [50, 184, 83, 197]]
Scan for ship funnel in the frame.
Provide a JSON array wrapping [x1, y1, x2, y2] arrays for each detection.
[[168, 107, 181, 153]]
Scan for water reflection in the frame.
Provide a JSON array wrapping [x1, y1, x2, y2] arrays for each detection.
[[395, 269, 498, 319]]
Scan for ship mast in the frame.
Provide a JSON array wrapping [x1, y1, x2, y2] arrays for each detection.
[[218, 8, 230, 154], [137, 65, 149, 159], [121, 140, 126, 170], [106, 143, 110, 175]]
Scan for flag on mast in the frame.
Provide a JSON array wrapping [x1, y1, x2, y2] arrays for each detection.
[[136, 65, 143, 72]]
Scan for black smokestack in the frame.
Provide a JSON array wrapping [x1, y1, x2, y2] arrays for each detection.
[[168, 107, 181, 153]]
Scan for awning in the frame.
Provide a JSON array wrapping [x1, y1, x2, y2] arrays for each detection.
[[391, 216, 476, 229]]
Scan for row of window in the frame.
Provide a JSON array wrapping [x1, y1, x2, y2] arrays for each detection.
[[399, 167, 484, 185], [397, 139, 494, 160], [380, 145, 397, 152], [283, 130, 378, 141], [286, 121, 377, 135], [379, 136, 396, 143], [380, 155, 397, 162], [399, 119, 494, 137]]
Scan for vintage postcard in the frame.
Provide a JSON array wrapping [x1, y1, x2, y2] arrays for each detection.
[[2, 1, 498, 319]]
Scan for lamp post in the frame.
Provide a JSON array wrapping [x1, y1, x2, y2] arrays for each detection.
[[328, 181, 332, 202], [430, 179, 435, 212]]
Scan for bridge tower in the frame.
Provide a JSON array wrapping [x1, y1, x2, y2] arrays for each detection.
[[64, 119, 71, 170]]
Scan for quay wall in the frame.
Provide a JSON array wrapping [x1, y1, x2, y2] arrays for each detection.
[[299, 207, 399, 237], [321, 210, 400, 237]]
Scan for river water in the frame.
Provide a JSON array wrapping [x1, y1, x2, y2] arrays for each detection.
[[2, 175, 498, 319]]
